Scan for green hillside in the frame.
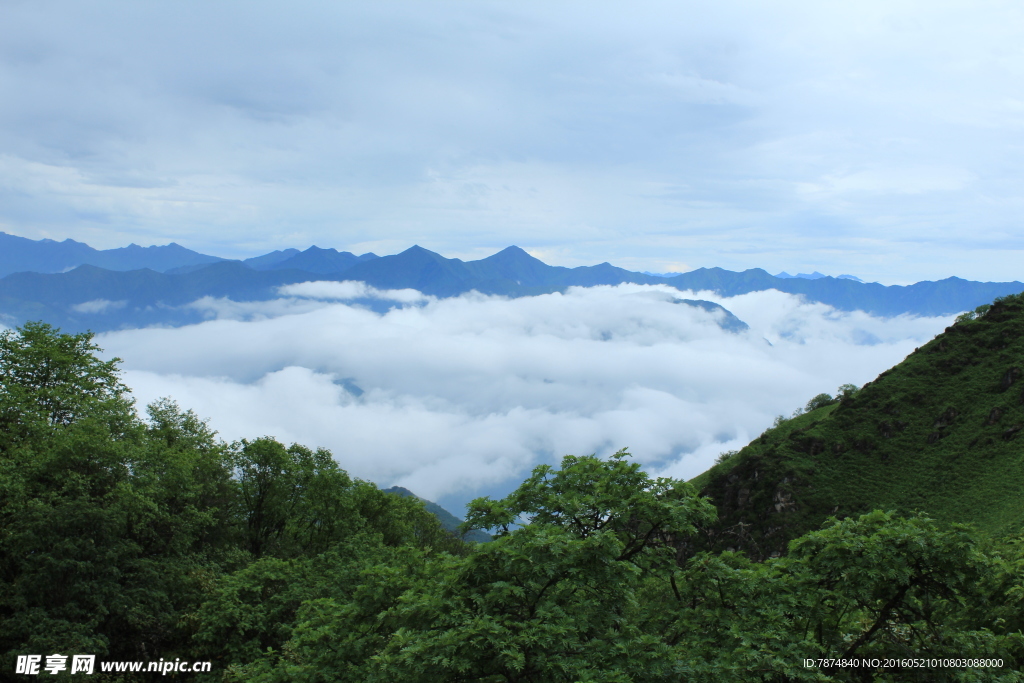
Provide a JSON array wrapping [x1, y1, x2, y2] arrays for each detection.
[[692, 292, 1024, 559], [384, 486, 492, 543]]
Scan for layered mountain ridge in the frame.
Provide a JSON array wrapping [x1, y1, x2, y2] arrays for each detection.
[[2, 233, 1023, 333]]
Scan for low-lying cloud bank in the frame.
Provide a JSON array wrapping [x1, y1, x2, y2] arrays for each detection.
[[96, 283, 954, 513]]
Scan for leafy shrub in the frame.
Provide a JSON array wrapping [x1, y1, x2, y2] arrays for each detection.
[[836, 383, 860, 401], [715, 449, 739, 465], [805, 393, 835, 412]]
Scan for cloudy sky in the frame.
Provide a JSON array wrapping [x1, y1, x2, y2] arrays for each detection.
[[99, 284, 953, 513], [2, 0, 1023, 283]]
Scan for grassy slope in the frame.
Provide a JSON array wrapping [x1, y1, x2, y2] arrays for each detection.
[[690, 293, 1024, 560]]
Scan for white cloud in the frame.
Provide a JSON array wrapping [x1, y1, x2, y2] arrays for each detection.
[[278, 280, 429, 304], [70, 299, 126, 314], [797, 165, 974, 199], [98, 284, 953, 512]]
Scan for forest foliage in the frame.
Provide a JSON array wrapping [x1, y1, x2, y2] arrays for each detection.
[[2, 321, 1023, 682]]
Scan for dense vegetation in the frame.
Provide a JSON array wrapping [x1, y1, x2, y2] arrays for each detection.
[[2, 320, 1023, 681]]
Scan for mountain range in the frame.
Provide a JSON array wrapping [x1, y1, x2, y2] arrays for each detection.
[[775, 270, 863, 282], [1, 232, 1023, 333], [0, 231, 226, 276]]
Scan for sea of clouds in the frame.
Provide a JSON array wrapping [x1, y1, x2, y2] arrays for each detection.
[[95, 283, 953, 514]]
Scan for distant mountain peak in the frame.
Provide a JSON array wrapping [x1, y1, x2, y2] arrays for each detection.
[[383, 486, 491, 542], [483, 245, 544, 264], [775, 270, 863, 282], [775, 271, 827, 280], [397, 245, 448, 261]]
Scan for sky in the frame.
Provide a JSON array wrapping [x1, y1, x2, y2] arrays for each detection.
[[99, 284, 954, 514], [1, 0, 1023, 283]]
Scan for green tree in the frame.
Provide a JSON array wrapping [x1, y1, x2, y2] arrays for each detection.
[[661, 512, 1024, 681], [0, 324, 237, 670], [805, 392, 836, 412], [192, 438, 465, 678], [835, 383, 860, 402], [367, 450, 717, 682], [0, 321, 132, 449]]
